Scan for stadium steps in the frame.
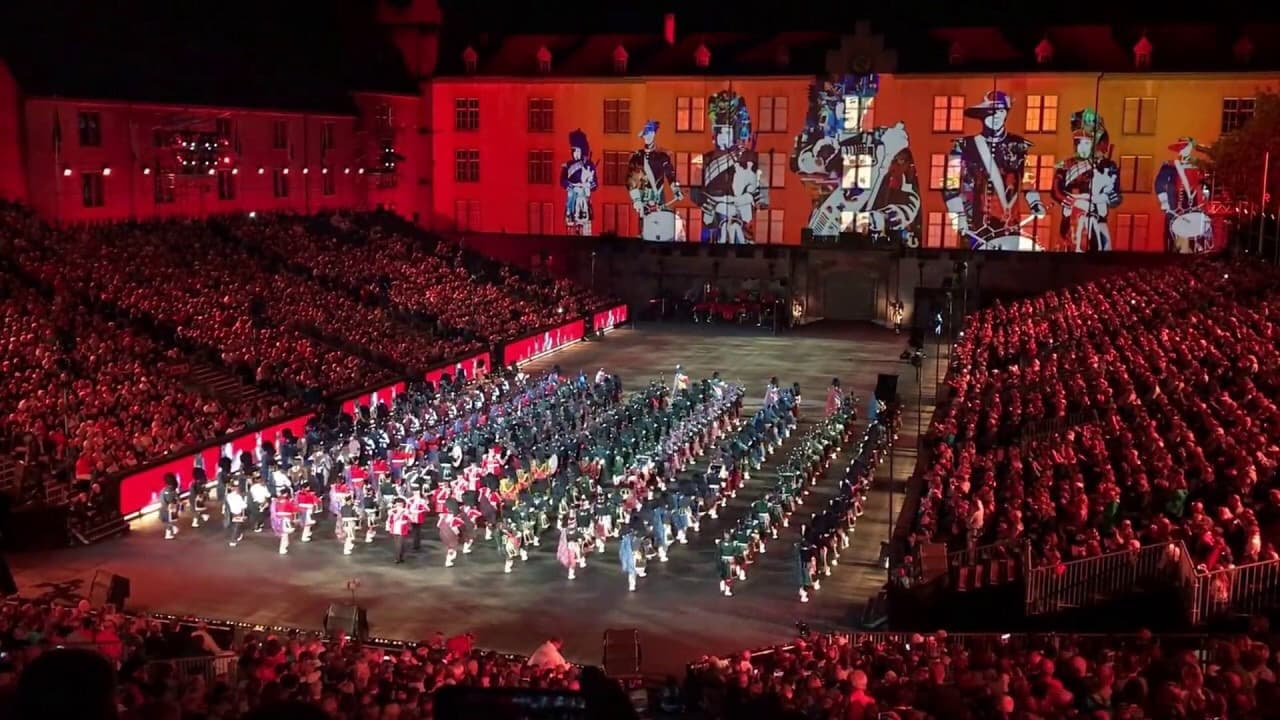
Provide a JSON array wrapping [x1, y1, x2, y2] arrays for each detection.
[[73, 515, 130, 545], [180, 362, 274, 407]]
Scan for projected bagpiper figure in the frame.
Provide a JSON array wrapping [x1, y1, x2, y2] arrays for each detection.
[[628, 120, 685, 241], [561, 129, 598, 236], [1155, 137, 1213, 253], [943, 91, 1047, 250], [1051, 109, 1122, 252], [693, 91, 766, 244]]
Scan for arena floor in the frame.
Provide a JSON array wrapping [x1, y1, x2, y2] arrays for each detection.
[[9, 321, 939, 675]]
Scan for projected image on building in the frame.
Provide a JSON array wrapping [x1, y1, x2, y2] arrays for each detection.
[[1156, 136, 1214, 253], [561, 129, 598, 235], [942, 91, 1048, 251], [691, 90, 767, 244], [1051, 108, 1122, 252], [628, 120, 686, 242], [791, 73, 922, 246]]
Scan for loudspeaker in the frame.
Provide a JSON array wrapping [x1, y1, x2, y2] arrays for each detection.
[[88, 571, 130, 609], [874, 374, 899, 404], [0, 555, 16, 596], [324, 603, 368, 641], [602, 628, 642, 677]]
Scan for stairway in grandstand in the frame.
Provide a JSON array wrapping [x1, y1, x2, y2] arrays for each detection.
[[179, 362, 276, 407]]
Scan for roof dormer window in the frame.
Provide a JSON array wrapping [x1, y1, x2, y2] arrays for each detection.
[[612, 44, 628, 74], [694, 43, 711, 69], [462, 46, 478, 74], [536, 45, 552, 74], [1133, 34, 1152, 70]]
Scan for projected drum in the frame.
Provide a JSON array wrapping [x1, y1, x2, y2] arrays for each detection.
[[642, 210, 683, 242], [1170, 210, 1212, 253], [972, 234, 1044, 252]]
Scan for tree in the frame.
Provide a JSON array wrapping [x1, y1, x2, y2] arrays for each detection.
[[1207, 92, 1280, 208]]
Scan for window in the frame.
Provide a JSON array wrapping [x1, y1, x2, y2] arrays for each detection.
[[838, 211, 873, 234], [1121, 97, 1157, 135], [755, 209, 785, 243], [674, 152, 704, 188], [925, 211, 961, 248], [527, 150, 554, 184], [1024, 95, 1059, 133], [841, 151, 875, 190], [454, 98, 480, 131], [1222, 97, 1256, 133], [929, 153, 962, 191], [81, 172, 104, 208], [528, 98, 554, 133], [1022, 154, 1056, 192], [603, 151, 629, 186], [454, 149, 480, 182], [528, 202, 555, 234], [77, 112, 102, 147], [217, 169, 236, 200], [604, 98, 631, 134], [454, 199, 482, 231], [1113, 213, 1150, 251], [272, 168, 289, 198], [758, 97, 788, 133], [676, 207, 702, 242], [758, 151, 787, 189], [1118, 155, 1154, 193], [321, 168, 335, 196], [600, 203, 633, 236], [320, 122, 336, 151], [843, 95, 874, 131], [676, 97, 705, 133], [154, 173, 175, 204], [272, 120, 289, 149], [932, 96, 965, 132]]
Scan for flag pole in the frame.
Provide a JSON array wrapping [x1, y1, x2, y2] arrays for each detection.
[[1259, 150, 1270, 256]]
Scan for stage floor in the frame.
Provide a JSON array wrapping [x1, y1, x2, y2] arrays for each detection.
[[10, 322, 935, 675]]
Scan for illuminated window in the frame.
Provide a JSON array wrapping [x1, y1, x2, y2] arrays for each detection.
[[841, 152, 874, 190], [600, 203, 632, 235], [454, 98, 480, 131], [759, 151, 787, 189], [528, 201, 555, 234], [78, 172, 103, 208], [1023, 154, 1056, 192], [1121, 97, 1157, 135], [925, 211, 961, 248], [154, 173, 175, 204], [1117, 155, 1153, 193], [319, 122, 335, 151], [218, 169, 237, 200], [676, 97, 705, 133], [272, 168, 289, 198], [674, 152, 704, 188], [842, 96, 874, 131], [77, 111, 101, 147], [1222, 97, 1255, 133], [755, 209, 785, 243], [604, 98, 631, 134], [603, 151, 629, 185], [272, 120, 289, 149], [527, 150, 554, 184], [320, 168, 334, 197], [932, 96, 964, 133], [929, 153, 962, 191], [454, 149, 480, 182], [676, 207, 702, 241], [758, 97, 788, 133], [1112, 213, 1150, 251], [1024, 95, 1059, 133], [528, 98, 554, 133], [455, 199, 481, 231]]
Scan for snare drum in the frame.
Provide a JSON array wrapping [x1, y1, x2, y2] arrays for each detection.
[[973, 233, 1043, 252], [1170, 210, 1212, 253], [642, 210, 682, 242]]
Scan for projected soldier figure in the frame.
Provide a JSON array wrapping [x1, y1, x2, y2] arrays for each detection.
[[561, 129, 598, 236], [692, 91, 765, 244]]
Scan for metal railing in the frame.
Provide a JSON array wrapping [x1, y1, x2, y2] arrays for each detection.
[[1025, 541, 1188, 616], [1190, 558, 1280, 624], [947, 538, 1025, 571]]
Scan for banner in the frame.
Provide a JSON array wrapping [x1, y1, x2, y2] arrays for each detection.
[[117, 414, 312, 516], [591, 304, 628, 333], [502, 318, 585, 366], [425, 351, 490, 385]]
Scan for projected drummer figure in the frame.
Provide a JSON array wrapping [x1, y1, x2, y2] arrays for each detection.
[[943, 91, 1047, 250], [561, 129, 598, 236], [693, 91, 766, 244], [628, 121, 685, 242], [1155, 137, 1213, 253], [1051, 109, 1122, 252], [791, 73, 921, 245]]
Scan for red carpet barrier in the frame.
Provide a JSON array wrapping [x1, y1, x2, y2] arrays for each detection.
[[591, 303, 628, 333], [501, 318, 585, 367]]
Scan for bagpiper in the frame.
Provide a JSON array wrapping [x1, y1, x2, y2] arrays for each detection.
[[339, 495, 360, 556], [438, 500, 465, 568], [496, 519, 527, 574], [386, 497, 412, 564], [295, 485, 318, 543], [618, 527, 640, 592], [270, 489, 298, 555], [160, 473, 181, 540]]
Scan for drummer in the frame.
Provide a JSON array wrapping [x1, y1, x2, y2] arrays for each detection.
[[1156, 137, 1211, 253], [628, 120, 684, 242]]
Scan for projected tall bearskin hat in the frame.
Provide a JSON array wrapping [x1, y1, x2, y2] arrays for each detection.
[[1069, 108, 1111, 157], [707, 90, 752, 146]]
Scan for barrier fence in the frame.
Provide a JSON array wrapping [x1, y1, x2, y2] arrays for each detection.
[[1190, 558, 1280, 625], [145, 653, 240, 683], [1024, 541, 1186, 616]]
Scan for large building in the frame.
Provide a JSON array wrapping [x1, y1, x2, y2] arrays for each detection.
[[0, 3, 1276, 254]]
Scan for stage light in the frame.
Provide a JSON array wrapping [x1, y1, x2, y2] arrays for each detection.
[[249, 211, 257, 219], [63, 167, 72, 177], [283, 168, 290, 175], [358, 168, 365, 174], [344, 167, 350, 174], [322, 167, 329, 174], [303, 167, 310, 174], [102, 167, 112, 176], [143, 167, 151, 175], [207, 168, 216, 176], [232, 168, 239, 175], [258, 167, 265, 175]]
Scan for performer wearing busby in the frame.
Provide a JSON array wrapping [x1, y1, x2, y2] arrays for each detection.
[[797, 539, 818, 603], [225, 485, 247, 547], [361, 489, 380, 544], [248, 476, 271, 533], [386, 497, 412, 564], [438, 500, 465, 568], [557, 520, 586, 580], [160, 473, 181, 540], [189, 465, 209, 529], [652, 503, 671, 563], [478, 478, 503, 541], [496, 519, 527, 574], [673, 365, 690, 393], [295, 485, 318, 543], [619, 528, 639, 592], [339, 495, 360, 556], [408, 486, 430, 551], [270, 489, 298, 556], [764, 377, 781, 409]]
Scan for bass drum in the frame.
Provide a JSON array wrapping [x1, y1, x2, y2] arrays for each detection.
[[973, 233, 1044, 252], [1170, 210, 1212, 253], [642, 210, 684, 242]]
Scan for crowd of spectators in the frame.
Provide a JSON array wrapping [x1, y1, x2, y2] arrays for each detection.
[[912, 261, 1280, 573]]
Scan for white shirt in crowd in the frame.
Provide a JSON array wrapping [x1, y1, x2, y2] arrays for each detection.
[[226, 492, 247, 518], [526, 641, 568, 670], [249, 484, 271, 505]]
